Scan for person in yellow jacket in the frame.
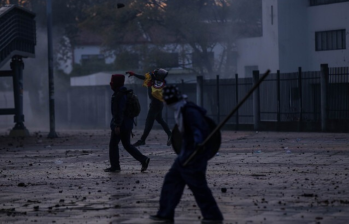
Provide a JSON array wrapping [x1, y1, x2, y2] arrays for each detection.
[[126, 68, 172, 146]]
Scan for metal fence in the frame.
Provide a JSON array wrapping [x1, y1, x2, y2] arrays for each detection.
[[50, 65, 349, 132], [328, 67, 349, 120]]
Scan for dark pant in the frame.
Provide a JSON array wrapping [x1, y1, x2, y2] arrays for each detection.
[[109, 129, 147, 169], [141, 105, 171, 141], [157, 158, 223, 220]]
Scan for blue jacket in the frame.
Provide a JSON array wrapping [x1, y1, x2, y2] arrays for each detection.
[[178, 102, 212, 164], [110, 86, 134, 131]]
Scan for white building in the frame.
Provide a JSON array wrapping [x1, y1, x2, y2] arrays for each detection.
[[237, 0, 349, 77]]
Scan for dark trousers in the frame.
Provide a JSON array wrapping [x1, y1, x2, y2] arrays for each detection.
[[141, 105, 171, 141], [157, 158, 223, 220], [109, 129, 147, 169]]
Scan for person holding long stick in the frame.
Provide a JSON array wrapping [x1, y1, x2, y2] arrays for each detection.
[[150, 85, 223, 224]]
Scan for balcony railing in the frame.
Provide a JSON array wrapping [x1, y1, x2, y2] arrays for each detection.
[[309, 0, 349, 6]]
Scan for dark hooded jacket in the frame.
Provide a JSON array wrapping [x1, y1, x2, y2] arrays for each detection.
[[178, 101, 212, 165], [110, 86, 134, 131]]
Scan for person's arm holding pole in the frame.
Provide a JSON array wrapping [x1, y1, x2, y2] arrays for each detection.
[[182, 69, 270, 167]]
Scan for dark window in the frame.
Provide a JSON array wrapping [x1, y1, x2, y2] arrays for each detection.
[[81, 54, 104, 62], [309, 0, 349, 6], [156, 53, 179, 68], [315, 30, 346, 51]]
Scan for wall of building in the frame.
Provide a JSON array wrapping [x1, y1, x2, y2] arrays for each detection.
[[278, 0, 308, 72], [236, 0, 349, 76], [236, 37, 263, 77], [236, 0, 280, 77], [306, 2, 349, 70]]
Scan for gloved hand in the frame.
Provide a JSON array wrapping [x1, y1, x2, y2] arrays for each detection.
[[126, 71, 135, 77]]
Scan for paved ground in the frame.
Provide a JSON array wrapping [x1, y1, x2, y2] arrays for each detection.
[[0, 128, 349, 224]]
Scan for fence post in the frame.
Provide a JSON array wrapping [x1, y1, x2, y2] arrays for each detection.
[[9, 56, 29, 137], [253, 70, 260, 131], [277, 70, 281, 131], [181, 79, 185, 92], [196, 76, 203, 107], [235, 73, 239, 131], [321, 64, 329, 132], [216, 75, 220, 123], [68, 89, 72, 128], [165, 101, 168, 125], [47, 0, 58, 138], [298, 67, 303, 131]]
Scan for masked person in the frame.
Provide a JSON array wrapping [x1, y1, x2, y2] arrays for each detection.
[[149, 85, 224, 224], [126, 69, 172, 147], [104, 74, 150, 173]]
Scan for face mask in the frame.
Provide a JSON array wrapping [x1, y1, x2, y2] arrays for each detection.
[[153, 80, 164, 88]]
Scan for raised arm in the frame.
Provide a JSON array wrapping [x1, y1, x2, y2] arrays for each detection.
[[126, 71, 145, 80]]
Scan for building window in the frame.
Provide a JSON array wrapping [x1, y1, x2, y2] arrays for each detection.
[[79, 54, 107, 75], [315, 29, 346, 51], [81, 54, 104, 61], [309, 0, 349, 6]]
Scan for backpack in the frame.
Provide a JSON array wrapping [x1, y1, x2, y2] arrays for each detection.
[[124, 90, 141, 118], [171, 102, 221, 161]]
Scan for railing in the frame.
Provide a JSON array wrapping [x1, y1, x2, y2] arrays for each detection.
[[0, 4, 36, 68], [309, 0, 349, 6]]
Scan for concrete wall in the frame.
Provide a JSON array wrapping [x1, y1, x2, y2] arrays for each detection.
[[236, 0, 349, 76], [307, 2, 349, 70], [237, 0, 279, 77], [278, 0, 308, 72]]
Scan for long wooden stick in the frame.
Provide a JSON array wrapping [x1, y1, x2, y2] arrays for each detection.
[[182, 70, 270, 166]]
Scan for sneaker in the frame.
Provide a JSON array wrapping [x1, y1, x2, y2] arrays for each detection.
[[201, 219, 223, 224], [103, 167, 121, 173], [149, 215, 174, 223], [133, 139, 145, 147], [166, 134, 172, 146], [141, 157, 150, 172]]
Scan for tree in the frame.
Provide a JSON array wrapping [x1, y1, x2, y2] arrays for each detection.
[[78, 0, 261, 78], [1, 0, 261, 77]]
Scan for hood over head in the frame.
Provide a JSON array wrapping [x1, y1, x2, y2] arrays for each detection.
[[110, 74, 125, 91]]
